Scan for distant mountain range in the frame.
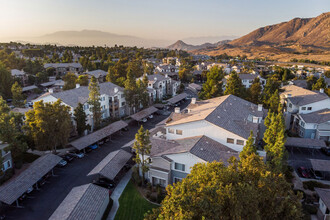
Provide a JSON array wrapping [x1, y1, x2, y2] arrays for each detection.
[[181, 35, 237, 45], [194, 12, 330, 62], [167, 39, 232, 51]]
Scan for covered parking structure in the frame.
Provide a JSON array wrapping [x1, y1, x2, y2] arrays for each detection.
[[69, 120, 128, 151], [130, 106, 158, 122], [22, 85, 38, 93], [0, 154, 62, 206], [49, 183, 110, 220], [310, 159, 330, 179], [166, 93, 188, 106], [88, 149, 132, 181], [285, 137, 327, 156]]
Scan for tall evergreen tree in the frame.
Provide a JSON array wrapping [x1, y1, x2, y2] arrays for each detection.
[[224, 71, 244, 97], [248, 77, 262, 104], [199, 66, 223, 100], [133, 126, 151, 185], [239, 131, 257, 160], [124, 71, 138, 114], [74, 103, 88, 136], [0, 62, 13, 99], [263, 105, 287, 173], [306, 75, 317, 90], [11, 81, 24, 107], [267, 90, 280, 113], [63, 72, 78, 90], [88, 76, 102, 129], [312, 77, 326, 91], [76, 74, 89, 86]]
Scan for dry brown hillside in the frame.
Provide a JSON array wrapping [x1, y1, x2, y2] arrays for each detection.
[[195, 12, 330, 62]]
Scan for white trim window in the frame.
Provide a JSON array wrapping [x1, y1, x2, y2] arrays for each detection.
[[176, 129, 183, 135], [174, 177, 182, 184], [174, 162, 185, 172]]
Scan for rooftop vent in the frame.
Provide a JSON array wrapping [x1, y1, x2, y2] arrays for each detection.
[[320, 88, 324, 93], [174, 107, 180, 113], [114, 87, 118, 93], [76, 83, 80, 88], [258, 104, 263, 111], [191, 98, 196, 104]]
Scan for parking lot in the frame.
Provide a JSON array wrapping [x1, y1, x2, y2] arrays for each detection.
[[287, 146, 330, 180], [2, 98, 191, 220]]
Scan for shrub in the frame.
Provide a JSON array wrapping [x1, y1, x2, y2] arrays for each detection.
[[303, 181, 330, 191], [146, 191, 151, 199], [150, 195, 157, 203], [147, 182, 152, 191]]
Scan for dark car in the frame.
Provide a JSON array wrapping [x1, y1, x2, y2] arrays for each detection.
[[321, 147, 330, 156], [93, 178, 115, 189], [311, 169, 324, 180], [62, 154, 74, 162], [56, 159, 67, 167], [297, 167, 311, 178]]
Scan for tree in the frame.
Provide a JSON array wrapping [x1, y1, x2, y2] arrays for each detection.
[[306, 75, 317, 90], [137, 76, 149, 109], [76, 74, 89, 86], [74, 103, 88, 136], [0, 62, 13, 99], [263, 106, 287, 173], [63, 72, 78, 90], [262, 75, 281, 105], [88, 76, 102, 129], [178, 68, 192, 83], [224, 71, 244, 97], [248, 77, 262, 104], [312, 77, 326, 91], [11, 81, 24, 107], [199, 66, 223, 100], [24, 99, 71, 152], [124, 71, 138, 114], [325, 70, 330, 78], [149, 155, 302, 219], [239, 131, 257, 160], [133, 126, 151, 185], [267, 90, 280, 113]]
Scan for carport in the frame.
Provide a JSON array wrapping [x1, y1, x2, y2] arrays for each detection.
[[0, 154, 62, 207], [69, 120, 128, 152], [22, 85, 38, 93], [49, 184, 109, 220], [310, 159, 330, 179], [130, 106, 158, 122], [88, 149, 132, 181], [285, 137, 327, 155], [166, 93, 188, 106]]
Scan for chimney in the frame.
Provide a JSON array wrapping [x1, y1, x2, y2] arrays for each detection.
[[320, 88, 324, 93], [48, 88, 53, 94], [114, 87, 118, 93], [76, 84, 80, 88], [174, 107, 180, 113], [191, 98, 196, 104], [258, 104, 263, 111], [154, 77, 157, 81]]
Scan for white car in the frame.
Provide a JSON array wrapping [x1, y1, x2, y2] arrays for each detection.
[[142, 118, 147, 123], [69, 151, 84, 158], [148, 114, 153, 119]]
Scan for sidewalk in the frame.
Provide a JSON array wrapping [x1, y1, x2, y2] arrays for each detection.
[[107, 169, 132, 220]]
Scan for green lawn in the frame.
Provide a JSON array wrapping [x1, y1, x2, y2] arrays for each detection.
[[115, 181, 159, 220]]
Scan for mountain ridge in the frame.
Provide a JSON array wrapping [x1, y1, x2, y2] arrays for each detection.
[[167, 39, 232, 51]]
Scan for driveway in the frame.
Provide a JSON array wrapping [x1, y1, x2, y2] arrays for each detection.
[[2, 112, 171, 220]]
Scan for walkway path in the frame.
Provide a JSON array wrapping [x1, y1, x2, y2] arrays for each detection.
[[107, 169, 133, 220]]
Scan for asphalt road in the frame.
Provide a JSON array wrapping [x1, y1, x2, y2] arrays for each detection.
[[2, 99, 192, 220]]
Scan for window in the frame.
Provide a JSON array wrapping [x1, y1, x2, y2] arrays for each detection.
[[175, 163, 185, 171], [121, 102, 125, 106], [289, 103, 292, 108], [176, 129, 183, 135], [174, 177, 182, 184], [300, 121, 305, 127], [236, 140, 244, 145], [307, 107, 312, 111], [168, 128, 174, 134], [227, 138, 234, 144], [301, 107, 306, 110]]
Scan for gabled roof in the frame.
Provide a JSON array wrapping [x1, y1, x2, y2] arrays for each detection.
[[299, 108, 330, 124], [150, 136, 238, 165], [85, 69, 107, 78], [281, 85, 328, 106], [44, 63, 82, 69], [88, 149, 132, 180], [49, 184, 109, 220], [40, 80, 64, 87], [144, 74, 168, 84], [130, 106, 158, 121], [0, 154, 62, 205], [166, 95, 267, 139], [315, 188, 330, 208], [167, 93, 187, 105], [22, 85, 38, 92], [50, 82, 123, 108], [11, 69, 25, 76]]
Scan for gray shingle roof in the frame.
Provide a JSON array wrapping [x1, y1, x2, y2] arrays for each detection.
[[88, 149, 132, 180], [167, 93, 188, 104], [44, 63, 82, 69], [315, 188, 330, 208], [0, 154, 62, 205], [145, 74, 167, 84], [205, 95, 266, 139], [22, 85, 38, 92], [238, 74, 258, 80], [130, 106, 158, 121], [70, 120, 128, 150], [299, 108, 330, 124], [150, 136, 238, 164], [51, 82, 124, 108], [40, 80, 64, 87], [49, 184, 109, 220], [285, 137, 326, 149], [85, 69, 107, 78]]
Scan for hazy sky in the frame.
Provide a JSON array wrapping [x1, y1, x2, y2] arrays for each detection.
[[0, 0, 329, 41]]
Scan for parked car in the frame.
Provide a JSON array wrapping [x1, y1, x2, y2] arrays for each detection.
[[56, 159, 67, 167], [88, 144, 98, 150], [26, 186, 34, 194], [297, 167, 311, 178], [62, 154, 74, 162], [141, 118, 147, 123], [69, 151, 84, 158], [148, 114, 154, 119], [321, 147, 330, 156], [311, 168, 324, 180], [121, 127, 129, 132], [93, 178, 115, 189]]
